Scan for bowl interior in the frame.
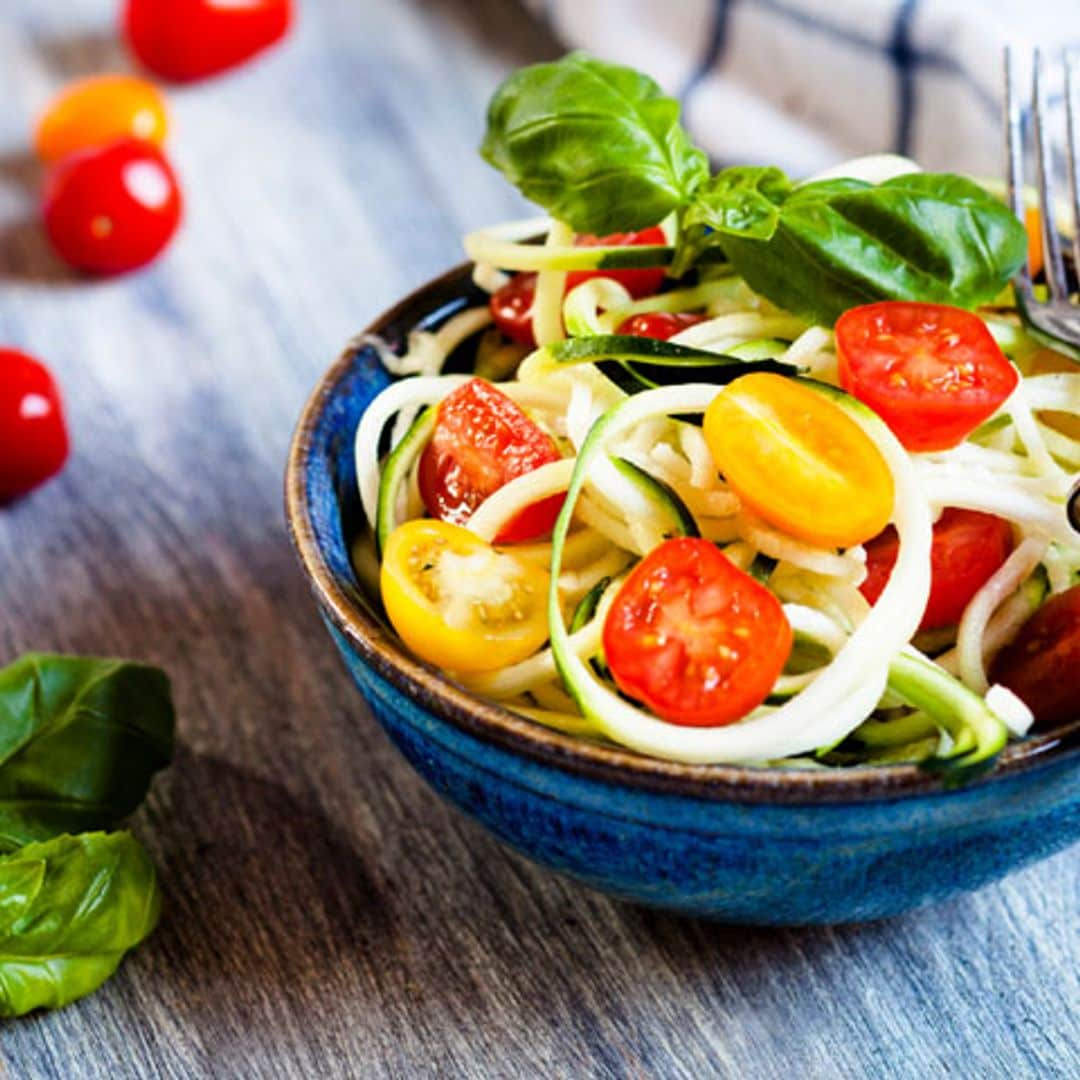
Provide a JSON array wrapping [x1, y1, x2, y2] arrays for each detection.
[[286, 264, 1080, 804]]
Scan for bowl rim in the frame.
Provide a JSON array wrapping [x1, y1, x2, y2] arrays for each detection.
[[285, 261, 1080, 805]]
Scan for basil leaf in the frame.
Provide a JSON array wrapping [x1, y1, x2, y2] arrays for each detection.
[[714, 171, 1028, 324], [0, 831, 160, 1017], [0, 655, 174, 852], [481, 52, 709, 234]]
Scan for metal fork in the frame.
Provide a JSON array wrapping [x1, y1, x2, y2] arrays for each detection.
[[1004, 47, 1080, 358]]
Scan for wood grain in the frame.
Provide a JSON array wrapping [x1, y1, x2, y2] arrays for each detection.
[[0, 1, 1077, 1077]]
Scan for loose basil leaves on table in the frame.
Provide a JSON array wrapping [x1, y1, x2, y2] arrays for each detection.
[[0, 654, 175, 852], [0, 831, 161, 1018], [481, 54, 1028, 325]]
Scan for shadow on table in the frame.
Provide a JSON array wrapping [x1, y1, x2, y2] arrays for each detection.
[[34, 28, 132, 80], [135, 751, 400, 1027], [0, 149, 75, 286]]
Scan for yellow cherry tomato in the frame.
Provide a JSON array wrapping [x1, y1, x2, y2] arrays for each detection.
[[703, 373, 894, 548], [381, 520, 551, 674], [34, 75, 169, 165]]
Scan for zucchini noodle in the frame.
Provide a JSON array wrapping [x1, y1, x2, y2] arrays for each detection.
[[353, 199, 1080, 777]]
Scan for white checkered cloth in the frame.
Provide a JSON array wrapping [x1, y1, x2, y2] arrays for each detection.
[[526, 0, 1080, 177]]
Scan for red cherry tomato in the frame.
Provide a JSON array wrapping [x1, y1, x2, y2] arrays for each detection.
[[43, 138, 182, 275], [123, 0, 293, 83], [490, 273, 538, 347], [418, 378, 564, 543], [566, 227, 668, 299], [0, 349, 70, 503], [990, 584, 1080, 728], [860, 509, 1014, 630], [836, 302, 1019, 452], [616, 311, 707, 340], [603, 537, 792, 726]]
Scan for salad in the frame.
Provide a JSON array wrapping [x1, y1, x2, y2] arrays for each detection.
[[353, 53, 1080, 780]]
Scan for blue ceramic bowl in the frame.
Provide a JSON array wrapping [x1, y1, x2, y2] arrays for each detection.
[[285, 264, 1080, 924]]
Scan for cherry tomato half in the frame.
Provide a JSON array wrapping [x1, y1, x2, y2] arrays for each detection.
[[0, 349, 70, 503], [381, 520, 550, 673], [43, 138, 182, 275], [704, 374, 895, 549], [603, 537, 792, 726], [34, 75, 168, 165], [490, 272, 538, 347], [990, 584, 1080, 729], [616, 311, 707, 340], [566, 227, 668, 299], [860, 509, 1013, 630], [123, 0, 293, 83], [418, 378, 564, 543], [836, 302, 1019, 453]]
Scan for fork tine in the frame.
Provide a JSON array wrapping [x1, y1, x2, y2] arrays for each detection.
[[1005, 48, 1034, 300], [1065, 51, 1080, 285], [1033, 48, 1071, 301]]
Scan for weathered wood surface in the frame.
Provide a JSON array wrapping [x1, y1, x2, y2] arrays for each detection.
[[0, 1, 1077, 1077]]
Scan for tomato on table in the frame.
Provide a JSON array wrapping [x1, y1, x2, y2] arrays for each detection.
[[0, 349, 70, 503], [381, 520, 550, 673], [616, 312, 706, 340], [836, 302, 1019, 452], [123, 0, 293, 83], [419, 379, 564, 543], [703, 373, 895, 549], [860, 509, 1013, 630], [34, 75, 168, 165], [603, 537, 792, 726], [566, 226, 668, 299], [990, 584, 1080, 728], [43, 138, 182, 275]]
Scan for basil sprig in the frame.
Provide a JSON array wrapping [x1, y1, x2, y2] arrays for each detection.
[[0, 654, 174, 851], [687, 168, 1028, 324], [481, 55, 1028, 324], [0, 832, 160, 1017], [481, 51, 708, 234]]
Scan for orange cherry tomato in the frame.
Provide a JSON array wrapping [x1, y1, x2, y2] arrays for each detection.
[[860, 510, 1014, 630], [35, 75, 168, 165], [836, 302, 1019, 453], [703, 374, 895, 549], [1025, 206, 1044, 279], [603, 537, 792, 726]]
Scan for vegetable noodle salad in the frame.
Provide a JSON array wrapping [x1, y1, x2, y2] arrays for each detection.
[[353, 53, 1080, 780]]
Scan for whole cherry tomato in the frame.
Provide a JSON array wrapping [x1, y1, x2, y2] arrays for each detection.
[[836, 302, 1019, 453], [490, 273, 538, 347], [34, 75, 168, 165], [418, 378, 564, 543], [566, 227, 668, 299], [617, 311, 707, 340], [603, 537, 792, 726], [43, 138, 182, 275], [0, 349, 70, 503], [990, 584, 1080, 729], [123, 0, 293, 83], [860, 509, 1014, 630]]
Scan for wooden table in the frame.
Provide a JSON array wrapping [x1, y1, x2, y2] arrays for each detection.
[[1, 1, 1077, 1076]]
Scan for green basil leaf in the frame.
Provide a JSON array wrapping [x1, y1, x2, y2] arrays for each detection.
[[481, 52, 709, 234], [716, 171, 1028, 324], [0, 655, 174, 852], [0, 831, 160, 1017]]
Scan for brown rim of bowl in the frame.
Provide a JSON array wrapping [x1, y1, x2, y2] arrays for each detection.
[[284, 262, 1080, 805]]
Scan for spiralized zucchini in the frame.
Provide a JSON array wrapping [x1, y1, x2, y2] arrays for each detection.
[[352, 215, 1080, 775]]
